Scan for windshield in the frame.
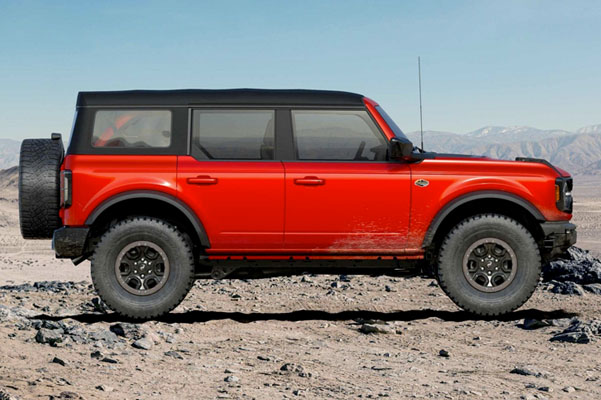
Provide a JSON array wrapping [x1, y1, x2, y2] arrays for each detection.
[[375, 106, 409, 141]]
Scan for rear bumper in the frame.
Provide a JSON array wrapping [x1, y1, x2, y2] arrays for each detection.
[[540, 221, 577, 260], [52, 226, 89, 259]]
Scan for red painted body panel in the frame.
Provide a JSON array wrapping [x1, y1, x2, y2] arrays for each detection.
[[407, 158, 571, 248], [176, 156, 285, 252], [283, 161, 412, 253], [59, 97, 572, 260], [62, 155, 177, 227]]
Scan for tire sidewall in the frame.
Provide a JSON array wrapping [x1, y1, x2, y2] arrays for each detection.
[[92, 218, 194, 318], [438, 215, 541, 314]]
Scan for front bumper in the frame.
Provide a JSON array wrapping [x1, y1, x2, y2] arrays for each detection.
[[52, 226, 89, 259], [540, 221, 577, 260]]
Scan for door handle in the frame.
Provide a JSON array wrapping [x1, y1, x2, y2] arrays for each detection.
[[187, 175, 218, 185], [294, 176, 325, 186]]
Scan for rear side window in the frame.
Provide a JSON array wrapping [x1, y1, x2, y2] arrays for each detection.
[[292, 110, 388, 161], [191, 109, 275, 160], [92, 110, 171, 148]]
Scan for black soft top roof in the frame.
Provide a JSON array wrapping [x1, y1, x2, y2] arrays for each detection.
[[76, 89, 365, 107]]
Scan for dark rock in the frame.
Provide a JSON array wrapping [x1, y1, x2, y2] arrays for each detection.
[[51, 357, 66, 366], [109, 322, 142, 339], [90, 351, 103, 360], [52, 391, 83, 399], [35, 328, 64, 346], [0, 281, 87, 293], [583, 283, 601, 295], [521, 318, 553, 330], [439, 349, 450, 358], [542, 247, 601, 284], [224, 375, 239, 383], [359, 323, 392, 334], [549, 281, 585, 295], [562, 386, 576, 393], [510, 367, 544, 378], [90, 297, 108, 313], [257, 355, 271, 361], [0, 387, 19, 400], [550, 318, 601, 344], [164, 351, 183, 359], [428, 280, 439, 287], [95, 385, 113, 392], [88, 330, 118, 345], [100, 357, 118, 364], [280, 363, 311, 377], [550, 331, 592, 344], [132, 338, 152, 350]]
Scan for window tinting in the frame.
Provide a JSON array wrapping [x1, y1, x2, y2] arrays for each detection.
[[192, 110, 275, 160], [92, 110, 171, 148], [292, 110, 388, 161]]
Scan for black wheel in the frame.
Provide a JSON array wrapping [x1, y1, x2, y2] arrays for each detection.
[[18, 138, 64, 238], [437, 214, 541, 316], [91, 217, 195, 319]]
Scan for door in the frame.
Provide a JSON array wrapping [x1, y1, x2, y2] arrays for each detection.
[[284, 109, 412, 253], [177, 109, 285, 253]]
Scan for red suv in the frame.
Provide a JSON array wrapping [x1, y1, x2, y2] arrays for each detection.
[[18, 89, 576, 319]]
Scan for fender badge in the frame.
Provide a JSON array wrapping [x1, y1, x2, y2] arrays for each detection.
[[414, 179, 429, 187]]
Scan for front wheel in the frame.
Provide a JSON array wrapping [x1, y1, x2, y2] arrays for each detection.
[[437, 214, 541, 316], [91, 217, 195, 320]]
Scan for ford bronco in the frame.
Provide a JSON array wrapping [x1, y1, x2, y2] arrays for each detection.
[[18, 89, 576, 319]]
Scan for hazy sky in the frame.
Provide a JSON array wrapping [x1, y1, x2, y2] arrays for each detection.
[[1, 0, 600, 140]]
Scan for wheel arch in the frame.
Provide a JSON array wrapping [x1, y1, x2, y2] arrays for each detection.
[[423, 191, 546, 251], [85, 190, 210, 249]]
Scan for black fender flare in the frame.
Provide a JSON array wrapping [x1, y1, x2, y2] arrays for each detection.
[[422, 190, 545, 248], [85, 190, 210, 247]]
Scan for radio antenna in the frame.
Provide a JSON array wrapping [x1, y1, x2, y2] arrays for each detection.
[[418, 56, 424, 150]]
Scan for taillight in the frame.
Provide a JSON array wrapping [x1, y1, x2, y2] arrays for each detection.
[[60, 170, 72, 208]]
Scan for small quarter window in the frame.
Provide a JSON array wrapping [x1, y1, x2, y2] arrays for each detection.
[[92, 110, 172, 148], [192, 110, 275, 160], [292, 110, 388, 161]]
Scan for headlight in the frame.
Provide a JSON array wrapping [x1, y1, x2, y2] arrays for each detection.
[[555, 177, 572, 213]]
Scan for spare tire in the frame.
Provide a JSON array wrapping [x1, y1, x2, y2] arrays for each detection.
[[19, 138, 64, 239]]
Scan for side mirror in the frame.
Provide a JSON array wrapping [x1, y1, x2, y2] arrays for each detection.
[[389, 137, 414, 160]]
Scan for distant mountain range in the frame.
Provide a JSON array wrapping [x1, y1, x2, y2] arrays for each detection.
[[1, 124, 601, 174], [406, 124, 601, 175], [0, 139, 19, 170]]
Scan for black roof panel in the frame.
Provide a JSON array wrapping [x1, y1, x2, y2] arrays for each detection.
[[76, 89, 365, 107]]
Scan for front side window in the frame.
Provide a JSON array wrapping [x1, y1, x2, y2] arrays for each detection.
[[192, 109, 275, 160], [292, 110, 388, 161], [92, 110, 171, 148]]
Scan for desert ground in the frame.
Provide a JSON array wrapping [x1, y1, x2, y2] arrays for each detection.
[[0, 173, 600, 400]]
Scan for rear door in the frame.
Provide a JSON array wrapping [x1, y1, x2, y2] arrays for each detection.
[[283, 109, 412, 253], [177, 109, 285, 253]]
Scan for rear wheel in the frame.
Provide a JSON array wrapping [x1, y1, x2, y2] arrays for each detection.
[[437, 214, 541, 316], [91, 217, 195, 319]]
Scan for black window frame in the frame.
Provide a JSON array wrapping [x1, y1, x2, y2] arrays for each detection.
[[188, 107, 294, 162], [67, 106, 188, 155], [288, 108, 391, 162]]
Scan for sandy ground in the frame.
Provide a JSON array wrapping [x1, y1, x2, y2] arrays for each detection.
[[0, 175, 599, 399]]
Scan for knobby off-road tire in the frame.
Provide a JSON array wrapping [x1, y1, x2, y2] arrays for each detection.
[[437, 214, 541, 316], [18, 138, 64, 238], [91, 217, 195, 320]]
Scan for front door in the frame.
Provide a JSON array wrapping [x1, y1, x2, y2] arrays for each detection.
[[177, 109, 284, 253], [283, 109, 412, 254]]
